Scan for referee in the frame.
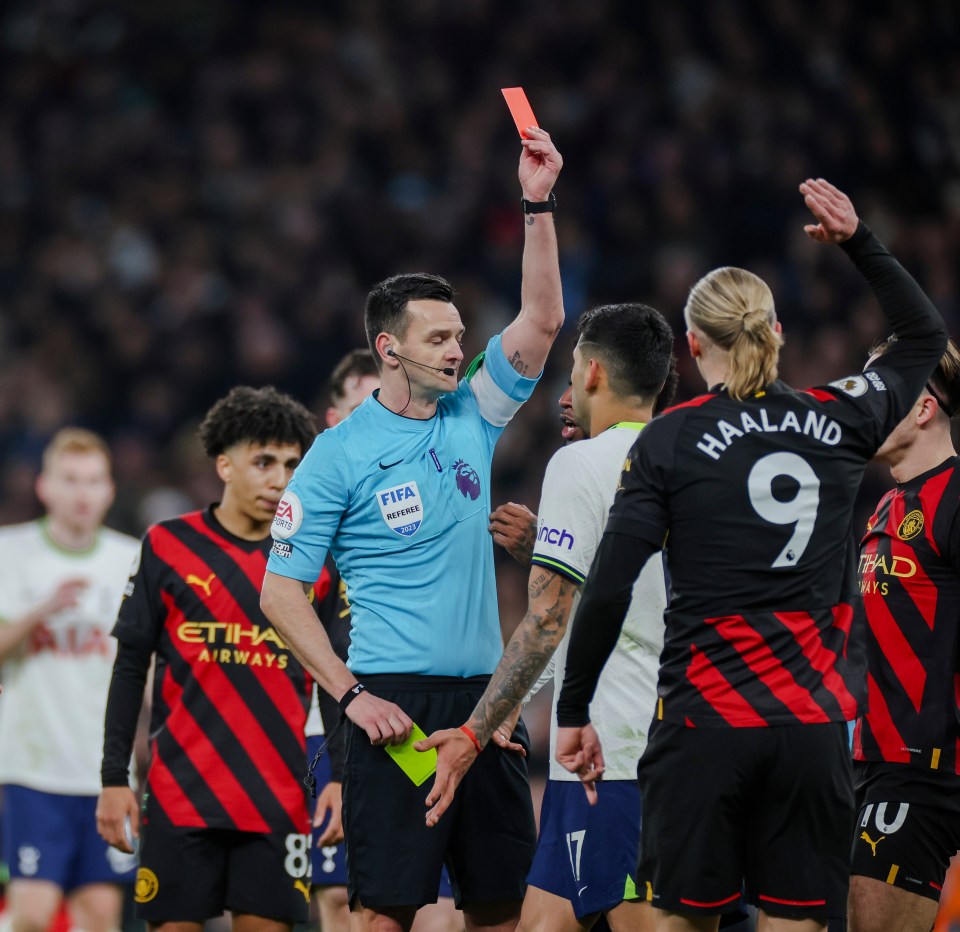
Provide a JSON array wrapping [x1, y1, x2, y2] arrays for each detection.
[[261, 128, 565, 931]]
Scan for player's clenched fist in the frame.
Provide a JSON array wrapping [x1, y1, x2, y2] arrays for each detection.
[[555, 724, 605, 806], [96, 785, 139, 854]]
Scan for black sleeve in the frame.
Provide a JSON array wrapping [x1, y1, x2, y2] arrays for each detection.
[[604, 415, 676, 545], [842, 222, 947, 425], [943, 496, 960, 580], [112, 533, 165, 652], [101, 641, 152, 787], [316, 685, 345, 781], [313, 559, 351, 781], [556, 531, 657, 726]]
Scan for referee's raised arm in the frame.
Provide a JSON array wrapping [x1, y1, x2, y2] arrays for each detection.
[[499, 127, 565, 379]]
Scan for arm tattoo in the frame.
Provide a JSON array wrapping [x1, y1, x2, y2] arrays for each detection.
[[508, 350, 530, 376], [468, 573, 578, 745]]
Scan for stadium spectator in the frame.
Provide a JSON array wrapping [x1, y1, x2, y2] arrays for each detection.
[[260, 127, 564, 931], [96, 386, 318, 932], [555, 179, 946, 931], [849, 339, 960, 932], [0, 428, 139, 932]]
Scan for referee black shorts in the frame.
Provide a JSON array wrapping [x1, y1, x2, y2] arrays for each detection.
[[637, 718, 854, 921], [342, 674, 536, 910]]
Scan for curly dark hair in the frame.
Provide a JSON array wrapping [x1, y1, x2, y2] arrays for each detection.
[[198, 385, 317, 458]]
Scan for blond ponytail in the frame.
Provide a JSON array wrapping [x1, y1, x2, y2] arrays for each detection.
[[684, 267, 783, 400]]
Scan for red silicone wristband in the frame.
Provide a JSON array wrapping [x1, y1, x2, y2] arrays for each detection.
[[459, 725, 483, 755]]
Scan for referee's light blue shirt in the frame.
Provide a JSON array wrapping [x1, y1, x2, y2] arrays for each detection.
[[267, 333, 538, 677]]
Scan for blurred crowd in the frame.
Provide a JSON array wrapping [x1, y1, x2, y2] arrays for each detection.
[[1, 0, 958, 635]]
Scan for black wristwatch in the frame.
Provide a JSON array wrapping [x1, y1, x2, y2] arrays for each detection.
[[521, 192, 556, 214]]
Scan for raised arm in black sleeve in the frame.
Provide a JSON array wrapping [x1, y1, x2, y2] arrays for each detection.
[[101, 641, 152, 787], [843, 222, 947, 408]]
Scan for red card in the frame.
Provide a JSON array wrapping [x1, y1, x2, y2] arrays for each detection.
[[501, 87, 539, 139]]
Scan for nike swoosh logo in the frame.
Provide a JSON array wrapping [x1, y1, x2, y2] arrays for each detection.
[[578, 885, 588, 896], [379, 459, 402, 470]]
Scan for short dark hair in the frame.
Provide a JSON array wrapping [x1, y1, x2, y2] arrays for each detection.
[[576, 303, 675, 403], [364, 273, 455, 368], [870, 336, 960, 418], [328, 349, 378, 404], [198, 386, 316, 457]]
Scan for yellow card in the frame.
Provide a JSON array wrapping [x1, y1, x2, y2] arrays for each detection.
[[384, 723, 438, 786]]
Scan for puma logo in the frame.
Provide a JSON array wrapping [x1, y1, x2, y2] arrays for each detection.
[[186, 573, 216, 597], [293, 879, 311, 903], [860, 831, 885, 857]]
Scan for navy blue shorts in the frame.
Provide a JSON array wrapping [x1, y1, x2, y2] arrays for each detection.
[[307, 737, 349, 889], [2, 785, 137, 890], [527, 779, 641, 919]]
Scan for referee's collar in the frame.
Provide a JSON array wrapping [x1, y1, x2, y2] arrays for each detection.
[[370, 388, 440, 431]]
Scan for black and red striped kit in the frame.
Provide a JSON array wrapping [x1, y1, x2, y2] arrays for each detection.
[[555, 222, 948, 919], [615, 379, 890, 729], [849, 457, 960, 900], [113, 507, 328, 835], [855, 455, 960, 779]]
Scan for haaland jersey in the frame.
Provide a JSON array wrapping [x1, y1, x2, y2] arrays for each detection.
[[0, 520, 139, 794], [531, 426, 666, 781], [268, 333, 538, 677]]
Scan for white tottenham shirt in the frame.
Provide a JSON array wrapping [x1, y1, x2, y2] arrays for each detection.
[[0, 520, 139, 795], [530, 425, 666, 782]]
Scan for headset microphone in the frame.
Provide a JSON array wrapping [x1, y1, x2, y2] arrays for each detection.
[[386, 348, 455, 377]]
